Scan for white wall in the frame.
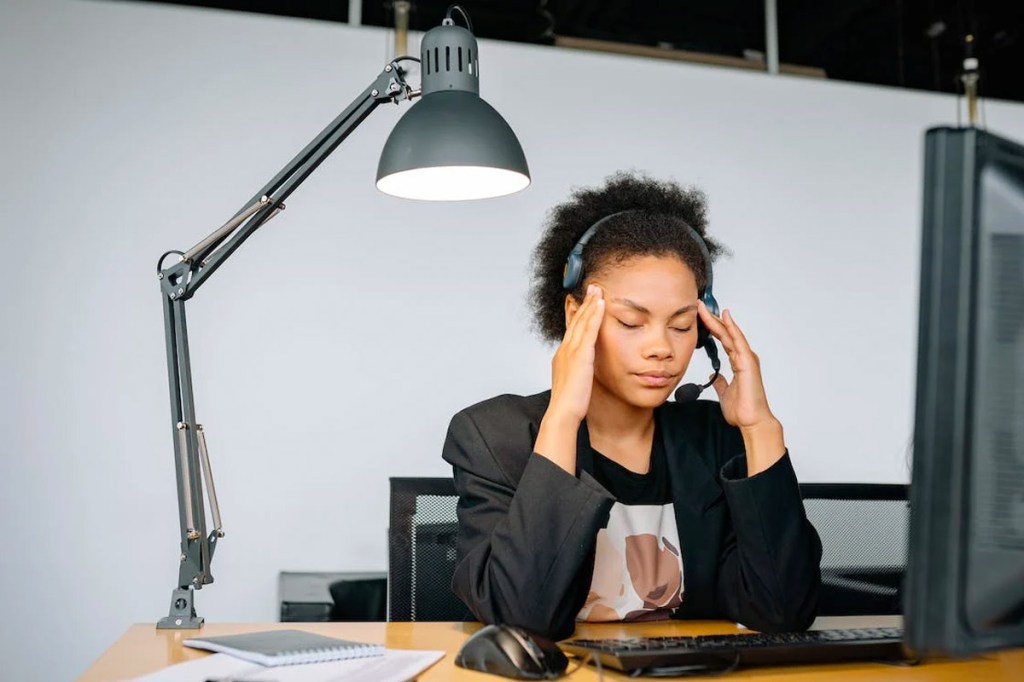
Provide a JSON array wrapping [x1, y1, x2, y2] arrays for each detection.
[[1, 0, 1022, 679]]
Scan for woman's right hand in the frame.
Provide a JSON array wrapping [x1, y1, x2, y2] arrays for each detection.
[[548, 284, 605, 425], [534, 285, 604, 474]]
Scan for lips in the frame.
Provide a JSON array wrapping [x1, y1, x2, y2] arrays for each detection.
[[635, 372, 675, 388]]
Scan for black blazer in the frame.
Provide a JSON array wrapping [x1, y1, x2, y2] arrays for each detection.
[[441, 391, 822, 641]]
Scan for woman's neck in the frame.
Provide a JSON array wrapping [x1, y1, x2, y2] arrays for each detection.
[[585, 383, 656, 473]]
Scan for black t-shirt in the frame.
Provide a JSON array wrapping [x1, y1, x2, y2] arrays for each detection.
[[588, 426, 671, 505], [577, 422, 684, 622]]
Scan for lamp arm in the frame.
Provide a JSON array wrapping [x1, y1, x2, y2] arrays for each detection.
[[164, 62, 416, 300], [155, 61, 416, 629]]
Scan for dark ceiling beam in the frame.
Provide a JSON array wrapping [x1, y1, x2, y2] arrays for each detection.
[[777, 0, 890, 62], [117, 0, 1024, 103]]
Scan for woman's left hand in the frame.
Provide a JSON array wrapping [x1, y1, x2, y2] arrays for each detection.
[[696, 301, 776, 431], [697, 301, 786, 475]]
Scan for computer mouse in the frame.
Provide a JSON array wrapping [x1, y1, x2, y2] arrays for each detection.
[[455, 623, 569, 680]]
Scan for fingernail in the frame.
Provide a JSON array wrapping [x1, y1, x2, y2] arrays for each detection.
[[587, 284, 595, 296]]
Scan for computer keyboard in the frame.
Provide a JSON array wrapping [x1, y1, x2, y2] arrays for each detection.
[[562, 627, 909, 673]]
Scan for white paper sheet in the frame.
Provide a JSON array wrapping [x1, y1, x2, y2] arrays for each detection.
[[117, 649, 445, 682]]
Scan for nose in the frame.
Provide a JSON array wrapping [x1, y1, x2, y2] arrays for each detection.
[[642, 327, 674, 361]]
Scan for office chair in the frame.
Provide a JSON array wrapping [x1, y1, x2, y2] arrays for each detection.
[[329, 575, 388, 621], [799, 483, 909, 616], [385, 478, 907, 620], [388, 477, 474, 621]]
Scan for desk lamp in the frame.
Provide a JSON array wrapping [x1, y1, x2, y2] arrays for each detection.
[[155, 5, 528, 629]]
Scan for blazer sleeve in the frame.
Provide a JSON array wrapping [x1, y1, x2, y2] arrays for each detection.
[[442, 407, 615, 640], [714, 427, 823, 632]]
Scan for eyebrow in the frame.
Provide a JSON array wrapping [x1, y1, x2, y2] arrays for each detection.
[[611, 298, 696, 318]]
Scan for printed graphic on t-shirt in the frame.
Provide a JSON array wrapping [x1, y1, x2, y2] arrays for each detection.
[[577, 502, 684, 622]]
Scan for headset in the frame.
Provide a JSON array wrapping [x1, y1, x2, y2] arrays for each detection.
[[562, 210, 722, 401]]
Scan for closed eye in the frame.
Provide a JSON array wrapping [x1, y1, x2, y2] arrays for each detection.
[[616, 319, 692, 333]]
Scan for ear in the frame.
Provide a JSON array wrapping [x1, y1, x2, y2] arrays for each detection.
[[564, 293, 580, 328]]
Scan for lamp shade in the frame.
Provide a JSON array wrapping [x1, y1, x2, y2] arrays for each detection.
[[376, 20, 530, 201], [376, 91, 530, 200]]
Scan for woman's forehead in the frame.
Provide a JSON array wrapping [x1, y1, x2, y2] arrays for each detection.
[[592, 254, 698, 299]]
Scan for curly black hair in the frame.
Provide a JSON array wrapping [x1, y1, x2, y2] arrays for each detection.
[[529, 171, 728, 343]]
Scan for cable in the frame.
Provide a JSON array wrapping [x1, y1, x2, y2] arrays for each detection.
[[538, 0, 555, 40], [874, 655, 923, 666], [445, 4, 473, 33], [628, 654, 740, 677], [565, 651, 603, 680], [980, 78, 988, 129], [157, 250, 184, 273]]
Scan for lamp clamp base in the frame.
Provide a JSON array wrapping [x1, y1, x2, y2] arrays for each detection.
[[157, 588, 205, 629]]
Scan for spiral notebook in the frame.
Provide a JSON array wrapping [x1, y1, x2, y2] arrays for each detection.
[[183, 629, 384, 666]]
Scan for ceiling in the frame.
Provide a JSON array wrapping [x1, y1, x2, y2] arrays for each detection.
[[129, 1, 1024, 104]]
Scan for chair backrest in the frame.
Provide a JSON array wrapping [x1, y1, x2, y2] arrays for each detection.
[[386, 478, 909, 620], [388, 477, 472, 622], [799, 483, 910, 616]]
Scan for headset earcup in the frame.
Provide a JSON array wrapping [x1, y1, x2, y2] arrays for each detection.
[[700, 292, 720, 350], [702, 292, 720, 318], [562, 253, 582, 291]]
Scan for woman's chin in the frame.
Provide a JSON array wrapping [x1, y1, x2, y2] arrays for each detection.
[[623, 386, 675, 409]]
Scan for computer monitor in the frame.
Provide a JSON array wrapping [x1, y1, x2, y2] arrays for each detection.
[[906, 126, 1024, 656]]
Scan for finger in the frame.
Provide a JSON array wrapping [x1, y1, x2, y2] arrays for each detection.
[[564, 285, 596, 346], [578, 294, 605, 352], [566, 285, 602, 348], [710, 372, 729, 401], [721, 309, 753, 355], [697, 300, 737, 354], [574, 286, 605, 349]]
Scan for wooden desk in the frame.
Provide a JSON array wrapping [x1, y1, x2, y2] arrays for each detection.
[[79, 617, 1024, 681]]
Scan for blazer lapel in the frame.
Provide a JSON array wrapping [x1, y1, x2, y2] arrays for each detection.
[[657, 405, 723, 514], [657, 404, 726, 619]]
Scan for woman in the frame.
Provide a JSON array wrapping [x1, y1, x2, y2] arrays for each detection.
[[441, 172, 821, 640]]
